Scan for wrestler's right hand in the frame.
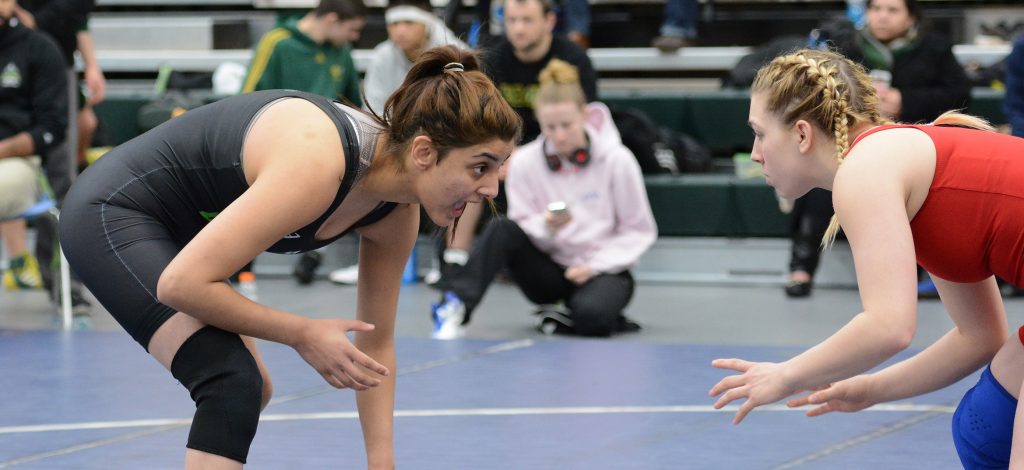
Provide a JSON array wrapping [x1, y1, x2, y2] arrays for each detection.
[[292, 319, 390, 390]]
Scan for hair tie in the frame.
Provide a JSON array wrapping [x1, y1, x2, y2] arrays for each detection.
[[443, 62, 465, 73]]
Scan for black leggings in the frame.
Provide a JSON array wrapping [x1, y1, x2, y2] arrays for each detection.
[[788, 188, 834, 276], [446, 217, 635, 336]]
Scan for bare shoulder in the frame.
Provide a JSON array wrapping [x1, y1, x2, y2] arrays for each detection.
[[242, 98, 345, 183], [836, 127, 936, 194], [831, 126, 937, 222]]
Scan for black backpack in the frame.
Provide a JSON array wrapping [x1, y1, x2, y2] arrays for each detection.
[[611, 107, 713, 174]]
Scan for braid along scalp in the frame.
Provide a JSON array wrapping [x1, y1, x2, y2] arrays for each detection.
[[752, 49, 891, 247]]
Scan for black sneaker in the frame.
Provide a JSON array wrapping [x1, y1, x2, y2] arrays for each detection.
[[784, 280, 812, 298], [614, 315, 642, 334], [293, 252, 322, 285]]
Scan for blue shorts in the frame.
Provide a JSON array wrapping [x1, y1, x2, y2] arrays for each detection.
[[952, 365, 1016, 469]]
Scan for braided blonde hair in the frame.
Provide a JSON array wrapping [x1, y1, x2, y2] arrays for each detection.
[[751, 49, 990, 247]]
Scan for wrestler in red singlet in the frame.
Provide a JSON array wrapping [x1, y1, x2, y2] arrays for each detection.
[[850, 124, 1024, 345]]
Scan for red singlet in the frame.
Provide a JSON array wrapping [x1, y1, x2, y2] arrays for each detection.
[[849, 125, 1024, 287]]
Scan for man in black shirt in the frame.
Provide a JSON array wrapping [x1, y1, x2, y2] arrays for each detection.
[[484, 0, 596, 142]]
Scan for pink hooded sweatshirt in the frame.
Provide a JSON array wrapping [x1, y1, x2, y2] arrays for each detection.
[[505, 102, 658, 274]]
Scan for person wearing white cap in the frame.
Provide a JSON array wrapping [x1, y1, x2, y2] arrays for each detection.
[[363, 0, 467, 114]]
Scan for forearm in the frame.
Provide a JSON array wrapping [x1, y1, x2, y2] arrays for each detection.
[[0, 133, 35, 159], [869, 327, 1000, 403], [77, 31, 98, 68], [158, 281, 308, 346], [356, 333, 396, 468], [784, 311, 909, 391]]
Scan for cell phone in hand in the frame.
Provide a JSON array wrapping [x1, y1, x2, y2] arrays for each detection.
[[547, 201, 569, 215]]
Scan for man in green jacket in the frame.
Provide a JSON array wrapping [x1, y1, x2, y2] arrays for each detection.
[[243, 0, 366, 106]]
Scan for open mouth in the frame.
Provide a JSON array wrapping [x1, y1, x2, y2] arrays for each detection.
[[452, 201, 467, 217]]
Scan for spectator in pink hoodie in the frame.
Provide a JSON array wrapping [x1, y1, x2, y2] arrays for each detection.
[[431, 59, 657, 339]]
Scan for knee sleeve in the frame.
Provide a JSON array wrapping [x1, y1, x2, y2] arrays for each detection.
[[171, 326, 263, 464], [952, 366, 1015, 470]]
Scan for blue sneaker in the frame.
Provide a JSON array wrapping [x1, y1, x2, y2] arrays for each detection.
[[431, 292, 465, 340], [917, 277, 939, 299]]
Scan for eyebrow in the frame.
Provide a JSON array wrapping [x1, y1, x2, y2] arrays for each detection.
[[477, 152, 501, 163]]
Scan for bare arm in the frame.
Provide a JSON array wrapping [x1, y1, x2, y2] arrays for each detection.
[[0, 133, 35, 159], [792, 276, 1008, 416], [159, 99, 390, 389], [353, 204, 419, 469], [76, 30, 105, 105], [157, 100, 344, 343], [711, 137, 923, 423], [868, 277, 1006, 402]]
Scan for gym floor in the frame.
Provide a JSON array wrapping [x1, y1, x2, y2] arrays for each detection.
[[2, 275, 1022, 468]]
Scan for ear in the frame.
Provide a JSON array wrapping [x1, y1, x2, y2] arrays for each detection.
[[545, 11, 557, 31], [410, 135, 437, 170], [794, 119, 815, 155]]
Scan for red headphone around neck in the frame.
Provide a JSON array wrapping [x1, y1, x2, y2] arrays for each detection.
[[543, 136, 590, 171]]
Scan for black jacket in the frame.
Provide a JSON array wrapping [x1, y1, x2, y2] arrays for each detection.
[[19, 0, 95, 66], [0, 18, 68, 155], [849, 32, 972, 124]]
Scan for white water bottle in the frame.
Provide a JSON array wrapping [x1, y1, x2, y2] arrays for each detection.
[[237, 271, 258, 302]]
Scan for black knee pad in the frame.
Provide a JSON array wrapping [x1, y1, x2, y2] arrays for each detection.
[[171, 326, 263, 463]]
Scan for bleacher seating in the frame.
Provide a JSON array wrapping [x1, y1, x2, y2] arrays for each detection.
[[85, 0, 1021, 239]]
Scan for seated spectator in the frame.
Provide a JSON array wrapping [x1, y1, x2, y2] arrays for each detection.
[[652, 0, 698, 53], [485, 0, 596, 143], [431, 59, 657, 339]]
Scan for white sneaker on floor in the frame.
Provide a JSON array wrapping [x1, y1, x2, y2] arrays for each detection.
[[328, 264, 359, 285], [423, 267, 442, 286], [431, 292, 466, 340]]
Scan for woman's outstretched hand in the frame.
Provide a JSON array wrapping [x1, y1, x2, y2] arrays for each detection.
[[709, 358, 801, 424], [786, 374, 877, 417], [292, 319, 390, 390]]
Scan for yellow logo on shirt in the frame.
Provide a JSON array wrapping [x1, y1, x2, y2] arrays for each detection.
[[499, 83, 538, 109], [330, 65, 343, 80]]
